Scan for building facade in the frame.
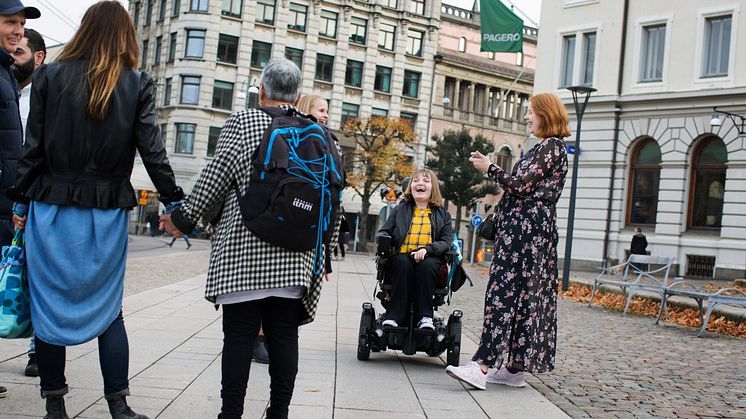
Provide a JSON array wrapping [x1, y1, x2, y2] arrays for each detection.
[[534, 0, 745, 279], [130, 0, 441, 217]]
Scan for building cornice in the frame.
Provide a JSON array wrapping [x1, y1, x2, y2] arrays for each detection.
[[436, 50, 534, 84]]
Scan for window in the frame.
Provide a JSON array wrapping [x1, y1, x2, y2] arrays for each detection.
[[256, 0, 275, 25], [134, 2, 140, 26], [160, 123, 167, 144], [581, 32, 596, 86], [285, 47, 303, 68], [516, 51, 523, 66], [378, 23, 396, 51], [406, 29, 424, 57], [222, 0, 241, 16], [158, 0, 166, 20], [154, 36, 162, 65], [314, 54, 334, 82], [349, 17, 367, 45], [251, 41, 272, 69], [163, 78, 172, 106], [639, 24, 666, 82], [168, 32, 177, 62], [560, 34, 576, 87], [402, 70, 421, 98], [288, 3, 307, 32], [381, 0, 397, 8], [175, 123, 196, 154], [702, 15, 732, 77], [180, 75, 201, 104], [372, 107, 388, 117], [400, 112, 417, 128], [172, 0, 180, 16], [345, 60, 364, 87], [410, 0, 425, 15], [217, 34, 239, 64], [190, 0, 208, 12], [488, 51, 495, 60], [141, 40, 149, 67], [627, 138, 661, 226], [495, 147, 513, 171], [341, 103, 360, 126], [458, 37, 466, 52], [212, 80, 234, 110], [207, 126, 221, 157], [145, 0, 153, 24], [185, 29, 206, 58], [689, 137, 727, 229], [374, 65, 392, 92], [319, 10, 337, 38]]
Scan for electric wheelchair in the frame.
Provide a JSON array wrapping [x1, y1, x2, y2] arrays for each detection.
[[356, 233, 464, 366]]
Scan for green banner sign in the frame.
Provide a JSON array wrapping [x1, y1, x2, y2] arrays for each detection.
[[480, 0, 524, 53]]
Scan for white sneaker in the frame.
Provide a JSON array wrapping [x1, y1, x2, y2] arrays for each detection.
[[382, 319, 398, 327], [486, 368, 526, 388], [417, 317, 435, 330], [445, 361, 486, 390]]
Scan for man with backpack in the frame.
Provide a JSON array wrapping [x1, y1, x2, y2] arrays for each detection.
[[160, 58, 342, 419]]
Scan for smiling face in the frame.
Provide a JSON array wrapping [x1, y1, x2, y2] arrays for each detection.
[[308, 99, 329, 125], [410, 172, 433, 204], [0, 12, 25, 54], [524, 103, 543, 137]]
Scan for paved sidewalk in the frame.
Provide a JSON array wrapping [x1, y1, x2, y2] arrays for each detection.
[[0, 253, 567, 418]]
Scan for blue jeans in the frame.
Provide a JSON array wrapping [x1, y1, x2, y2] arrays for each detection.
[[36, 312, 129, 396]]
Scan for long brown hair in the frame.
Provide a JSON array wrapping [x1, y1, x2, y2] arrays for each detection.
[[530, 93, 571, 139], [403, 168, 444, 207], [56, 1, 139, 120]]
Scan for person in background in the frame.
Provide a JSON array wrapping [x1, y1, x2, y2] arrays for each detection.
[[446, 92, 569, 390], [12, 2, 183, 417], [630, 227, 648, 270], [0, 0, 40, 399], [9, 25, 45, 379], [167, 234, 192, 249]]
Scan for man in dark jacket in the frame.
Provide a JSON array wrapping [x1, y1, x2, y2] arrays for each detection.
[[0, 0, 39, 400]]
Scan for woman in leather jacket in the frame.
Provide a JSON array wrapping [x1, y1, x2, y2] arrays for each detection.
[[376, 168, 453, 330], [11, 3, 182, 418]]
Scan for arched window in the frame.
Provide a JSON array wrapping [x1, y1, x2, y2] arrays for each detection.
[[689, 137, 727, 229], [495, 146, 513, 171], [627, 138, 661, 225], [458, 37, 466, 52]]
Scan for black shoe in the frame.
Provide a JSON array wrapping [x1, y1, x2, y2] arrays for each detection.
[[44, 395, 70, 419], [0, 385, 6, 398], [106, 395, 149, 419], [25, 355, 39, 377], [187, 244, 192, 249], [253, 336, 269, 364]]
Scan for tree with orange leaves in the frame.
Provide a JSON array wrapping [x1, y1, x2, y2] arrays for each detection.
[[342, 116, 417, 251]]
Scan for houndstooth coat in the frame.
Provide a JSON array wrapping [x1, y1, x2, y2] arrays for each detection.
[[171, 105, 338, 325]]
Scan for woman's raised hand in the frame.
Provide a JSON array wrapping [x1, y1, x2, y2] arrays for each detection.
[[469, 151, 492, 174]]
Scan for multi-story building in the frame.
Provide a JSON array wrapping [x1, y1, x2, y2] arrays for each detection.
[[129, 0, 440, 221], [534, 0, 745, 279]]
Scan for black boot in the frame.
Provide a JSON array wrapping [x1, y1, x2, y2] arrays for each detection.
[[106, 394, 149, 419], [253, 336, 269, 364], [25, 354, 39, 377], [44, 395, 70, 419]]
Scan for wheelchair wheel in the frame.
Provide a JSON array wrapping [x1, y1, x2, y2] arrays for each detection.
[[446, 313, 462, 367], [357, 305, 375, 361]]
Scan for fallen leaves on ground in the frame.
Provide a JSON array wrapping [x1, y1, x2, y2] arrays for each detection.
[[559, 284, 746, 339]]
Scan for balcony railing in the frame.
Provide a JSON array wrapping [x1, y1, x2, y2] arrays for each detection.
[[436, 104, 527, 134]]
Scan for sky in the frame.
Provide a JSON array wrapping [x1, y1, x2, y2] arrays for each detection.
[[23, 0, 541, 47]]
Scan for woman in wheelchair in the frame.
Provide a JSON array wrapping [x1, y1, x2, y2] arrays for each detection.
[[376, 168, 453, 331]]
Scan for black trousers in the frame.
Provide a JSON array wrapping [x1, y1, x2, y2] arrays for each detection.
[[219, 297, 304, 419], [386, 253, 440, 324]]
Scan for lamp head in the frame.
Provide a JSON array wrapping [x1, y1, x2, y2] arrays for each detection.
[[710, 113, 722, 128], [442, 96, 451, 106]]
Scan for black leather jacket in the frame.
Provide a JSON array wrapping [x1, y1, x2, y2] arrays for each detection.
[[0, 49, 22, 219], [377, 200, 453, 257], [14, 60, 183, 208]]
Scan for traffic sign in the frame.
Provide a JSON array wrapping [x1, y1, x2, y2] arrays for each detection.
[[471, 215, 483, 227], [138, 190, 149, 206], [385, 188, 397, 202], [566, 145, 576, 155]]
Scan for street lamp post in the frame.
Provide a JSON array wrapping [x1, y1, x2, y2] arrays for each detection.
[[710, 107, 746, 135], [561, 86, 596, 291]]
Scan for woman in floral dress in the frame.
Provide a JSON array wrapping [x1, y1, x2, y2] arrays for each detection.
[[446, 93, 570, 390]]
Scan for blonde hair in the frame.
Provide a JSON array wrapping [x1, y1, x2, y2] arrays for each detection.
[[403, 168, 443, 207], [530, 93, 572, 139], [297, 95, 327, 118], [57, 1, 139, 120]]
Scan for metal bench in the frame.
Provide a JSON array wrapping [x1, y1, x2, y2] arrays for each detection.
[[589, 255, 676, 316], [657, 280, 746, 337]]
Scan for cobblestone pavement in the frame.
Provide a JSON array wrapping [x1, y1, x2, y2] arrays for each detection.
[[456, 265, 746, 419]]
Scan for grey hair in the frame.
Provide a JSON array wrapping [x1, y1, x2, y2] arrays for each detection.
[[260, 58, 302, 103]]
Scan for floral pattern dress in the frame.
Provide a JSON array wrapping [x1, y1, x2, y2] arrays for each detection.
[[472, 137, 568, 373]]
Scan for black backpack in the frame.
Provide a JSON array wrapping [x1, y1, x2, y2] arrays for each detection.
[[238, 107, 344, 272]]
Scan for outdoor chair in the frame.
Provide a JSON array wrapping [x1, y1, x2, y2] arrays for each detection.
[[589, 255, 676, 316], [657, 280, 746, 337]]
